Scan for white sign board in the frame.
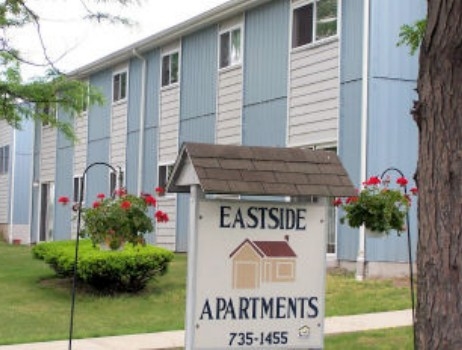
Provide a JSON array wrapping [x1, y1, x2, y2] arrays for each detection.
[[189, 199, 327, 349]]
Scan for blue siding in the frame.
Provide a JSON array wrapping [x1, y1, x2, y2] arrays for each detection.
[[126, 131, 139, 193], [57, 108, 73, 149], [146, 50, 160, 128], [243, 0, 289, 105], [340, 0, 364, 83], [142, 127, 158, 193], [54, 147, 73, 240], [85, 138, 110, 203], [337, 81, 362, 261], [175, 194, 189, 252], [369, 0, 425, 80], [181, 26, 218, 121], [179, 114, 216, 145], [242, 99, 287, 147], [128, 58, 142, 133], [12, 121, 34, 225], [88, 70, 112, 141], [243, 0, 289, 147]]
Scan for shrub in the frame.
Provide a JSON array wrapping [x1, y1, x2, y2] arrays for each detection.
[[33, 240, 174, 293]]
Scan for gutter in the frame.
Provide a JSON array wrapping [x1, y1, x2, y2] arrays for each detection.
[[70, 0, 271, 78], [356, 0, 370, 281], [133, 49, 147, 195]]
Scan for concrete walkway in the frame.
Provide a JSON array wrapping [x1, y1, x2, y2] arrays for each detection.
[[0, 309, 413, 350]]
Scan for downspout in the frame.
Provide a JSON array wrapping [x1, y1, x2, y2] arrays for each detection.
[[8, 130, 16, 244], [133, 49, 147, 195], [356, 0, 370, 281]]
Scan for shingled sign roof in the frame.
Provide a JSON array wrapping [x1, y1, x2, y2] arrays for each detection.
[[166, 142, 355, 197]]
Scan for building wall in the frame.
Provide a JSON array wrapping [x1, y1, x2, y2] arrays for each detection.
[[243, 0, 289, 147]]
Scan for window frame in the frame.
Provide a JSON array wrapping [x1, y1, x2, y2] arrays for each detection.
[[219, 25, 243, 69], [73, 176, 85, 203], [110, 169, 125, 196], [161, 51, 180, 88], [291, 0, 338, 49], [157, 163, 174, 194], [112, 70, 128, 103]]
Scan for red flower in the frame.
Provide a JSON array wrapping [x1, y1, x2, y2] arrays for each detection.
[[120, 200, 131, 210], [93, 201, 101, 208], [155, 187, 165, 196], [410, 187, 418, 196], [396, 176, 408, 187], [144, 194, 157, 207], [58, 196, 70, 205], [346, 196, 359, 204], [155, 210, 169, 223], [333, 198, 343, 207], [97, 193, 105, 199], [364, 176, 381, 186]]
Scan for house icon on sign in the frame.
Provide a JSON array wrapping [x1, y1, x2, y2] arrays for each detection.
[[229, 238, 297, 290]]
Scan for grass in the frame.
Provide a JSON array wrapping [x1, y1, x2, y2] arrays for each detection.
[[326, 327, 413, 349], [0, 242, 413, 345]]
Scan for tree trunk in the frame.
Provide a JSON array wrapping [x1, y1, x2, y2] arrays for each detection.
[[414, 1, 462, 348]]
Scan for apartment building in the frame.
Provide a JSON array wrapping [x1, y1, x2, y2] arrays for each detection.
[[0, 0, 425, 276]]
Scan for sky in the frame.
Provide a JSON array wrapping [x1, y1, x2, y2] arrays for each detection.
[[12, 0, 228, 79]]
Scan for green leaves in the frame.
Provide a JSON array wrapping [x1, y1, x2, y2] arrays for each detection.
[[398, 19, 427, 56]]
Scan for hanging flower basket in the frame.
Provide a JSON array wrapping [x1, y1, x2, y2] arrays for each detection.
[[334, 176, 417, 235]]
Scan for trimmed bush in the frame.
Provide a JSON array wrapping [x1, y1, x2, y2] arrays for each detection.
[[33, 240, 174, 293]]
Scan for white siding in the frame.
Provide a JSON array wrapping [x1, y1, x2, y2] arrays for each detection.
[[216, 65, 242, 145], [159, 86, 180, 164], [111, 102, 127, 167], [40, 126, 56, 182], [0, 175, 8, 223], [288, 40, 339, 146], [0, 121, 11, 223], [11, 224, 30, 244], [74, 114, 88, 176], [155, 196, 177, 250]]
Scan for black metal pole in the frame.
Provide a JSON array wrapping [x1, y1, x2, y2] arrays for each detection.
[[380, 167, 416, 350], [68, 162, 119, 350]]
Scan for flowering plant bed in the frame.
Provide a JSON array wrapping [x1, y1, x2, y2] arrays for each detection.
[[334, 176, 417, 234]]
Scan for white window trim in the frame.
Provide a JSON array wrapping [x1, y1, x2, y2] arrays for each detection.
[[73, 175, 85, 204], [112, 69, 128, 104], [109, 168, 125, 196], [218, 24, 243, 71], [291, 0, 339, 51], [160, 50, 181, 89]]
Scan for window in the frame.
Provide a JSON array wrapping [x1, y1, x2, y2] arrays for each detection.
[[158, 164, 174, 190], [161, 52, 179, 87], [113, 71, 127, 102], [292, 0, 337, 48], [219, 27, 242, 68], [0, 145, 9, 174], [110, 170, 125, 196], [73, 176, 84, 203]]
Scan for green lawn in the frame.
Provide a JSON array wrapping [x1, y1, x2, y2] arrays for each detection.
[[0, 242, 413, 345]]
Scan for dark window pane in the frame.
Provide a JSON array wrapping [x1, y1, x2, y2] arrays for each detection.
[[4, 145, 9, 173], [292, 4, 313, 48], [220, 32, 230, 68], [162, 55, 170, 86], [120, 72, 127, 99], [171, 53, 179, 84], [73, 177, 79, 203], [113, 74, 120, 101]]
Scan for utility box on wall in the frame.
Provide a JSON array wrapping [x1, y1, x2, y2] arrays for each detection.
[[167, 143, 354, 350]]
